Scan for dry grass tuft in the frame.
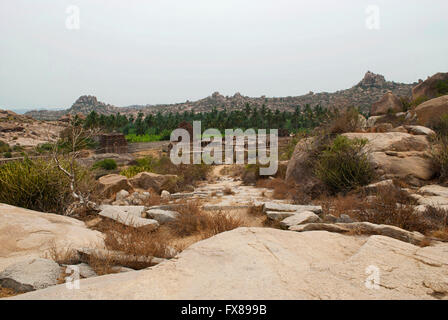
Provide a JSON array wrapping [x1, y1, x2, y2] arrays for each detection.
[[317, 193, 364, 218], [248, 205, 264, 216], [0, 286, 18, 298], [44, 241, 79, 265], [95, 220, 175, 270], [256, 178, 311, 204], [168, 201, 244, 239]]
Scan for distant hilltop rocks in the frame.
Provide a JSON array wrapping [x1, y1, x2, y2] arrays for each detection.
[[25, 95, 122, 121], [24, 71, 418, 120], [356, 71, 387, 88]]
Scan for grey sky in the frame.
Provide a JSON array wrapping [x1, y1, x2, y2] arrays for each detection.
[[0, 0, 447, 110]]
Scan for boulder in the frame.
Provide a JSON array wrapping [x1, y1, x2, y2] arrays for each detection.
[[98, 205, 146, 218], [279, 211, 321, 229], [418, 185, 448, 198], [371, 92, 403, 116], [65, 263, 97, 279], [0, 258, 61, 292], [369, 152, 435, 180], [98, 206, 159, 230], [0, 203, 104, 272], [97, 174, 133, 199], [404, 126, 436, 136], [266, 211, 296, 222], [412, 72, 448, 100], [161, 190, 171, 200], [363, 179, 395, 193], [342, 132, 429, 153], [414, 95, 448, 126], [289, 222, 425, 245], [11, 228, 448, 300], [129, 172, 178, 193], [342, 132, 435, 181], [146, 209, 179, 224], [285, 138, 322, 195], [262, 202, 322, 214]]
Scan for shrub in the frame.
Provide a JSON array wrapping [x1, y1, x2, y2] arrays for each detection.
[[241, 162, 287, 185], [93, 159, 117, 171], [429, 114, 448, 182], [3, 152, 12, 158], [353, 185, 447, 236], [436, 79, 448, 96], [327, 107, 364, 134], [314, 135, 374, 193], [0, 140, 10, 153], [0, 158, 96, 214], [280, 136, 299, 160], [35, 142, 54, 154]]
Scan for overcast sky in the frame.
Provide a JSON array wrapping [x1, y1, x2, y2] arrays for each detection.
[[0, 0, 447, 110]]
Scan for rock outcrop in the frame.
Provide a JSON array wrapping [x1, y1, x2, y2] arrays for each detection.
[[285, 138, 322, 195], [412, 72, 448, 100], [342, 132, 435, 181], [129, 172, 178, 194], [10, 228, 448, 300], [0, 203, 104, 271], [0, 258, 61, 292], [97, 174, 133, 199], [414, 95, 448, 126], [371, 92, 403, 116]]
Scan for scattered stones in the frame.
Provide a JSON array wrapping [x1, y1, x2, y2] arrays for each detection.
[[289, 222, 425, 245], [0, 258, 61, 292], [129, 172, 178, 193], [65, 263, 97, 279], [279, 211, 321, 229], [115, 190, 130, 202]]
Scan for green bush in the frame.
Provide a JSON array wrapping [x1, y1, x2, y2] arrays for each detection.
[[0, 141, 10, 153], [314, 135, 374, 193], [0, 158, 95, 214], [3, 152, 12, 158], [92, 159, 117, 171], [35, 143, 54, 154], [436, 80, 448, 96]]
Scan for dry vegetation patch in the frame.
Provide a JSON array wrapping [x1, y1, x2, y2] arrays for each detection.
[[168, 201, 244, 239]]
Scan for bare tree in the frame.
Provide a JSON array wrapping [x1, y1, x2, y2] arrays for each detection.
[[52, 117, 101, 216]]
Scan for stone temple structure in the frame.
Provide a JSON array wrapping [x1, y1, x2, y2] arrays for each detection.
[[97, 133, 128, 154]]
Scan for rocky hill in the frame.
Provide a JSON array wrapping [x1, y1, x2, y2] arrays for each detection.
[[25, 71, 416, 120]]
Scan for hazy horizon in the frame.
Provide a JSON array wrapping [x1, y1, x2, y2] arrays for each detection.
[[1, 0, 447, 110]]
